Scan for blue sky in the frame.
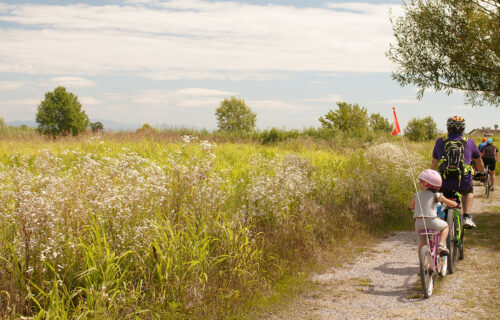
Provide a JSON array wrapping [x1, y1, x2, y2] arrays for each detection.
[[0, 0, 499, 131]]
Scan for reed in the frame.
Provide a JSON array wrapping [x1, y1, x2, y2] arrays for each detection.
[[0, 133, 419, 319]]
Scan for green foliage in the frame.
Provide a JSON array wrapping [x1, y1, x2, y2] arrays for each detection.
[[36, 86, 90, 137], [90, 121, 104, 132], [405, 116, 439, 141], [0, 136, 415, 319], [387, 0, 500, 106], [215, 96, 256, 133], [319, 102, 370, 137], [370, 113, 392, 133]]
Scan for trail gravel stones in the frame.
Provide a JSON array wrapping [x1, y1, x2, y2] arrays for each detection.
[[264, 184, 499, 320]]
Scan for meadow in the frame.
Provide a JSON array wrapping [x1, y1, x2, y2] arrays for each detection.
[[0, 131, 428, 319]]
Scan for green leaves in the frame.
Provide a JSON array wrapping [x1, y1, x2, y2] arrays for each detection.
[[387, 0, 500, 106], [404, 116, 438, 141], [36, 86, 90, 137], [215, 97, 256, 134]]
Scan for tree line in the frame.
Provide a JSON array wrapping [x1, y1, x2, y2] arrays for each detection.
[[0, 85, 440, 143]]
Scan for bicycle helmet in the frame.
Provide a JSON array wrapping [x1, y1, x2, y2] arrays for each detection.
[[487, 138, 493, 145], [483, 138, 487, 142], [446, 116, 465, 133], [418, 169, 442, 189]]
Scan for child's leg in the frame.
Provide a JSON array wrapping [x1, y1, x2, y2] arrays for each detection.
[[439, 226, 449, 246]]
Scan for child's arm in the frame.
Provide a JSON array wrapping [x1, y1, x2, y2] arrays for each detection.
[[439, 194, 458, 208]]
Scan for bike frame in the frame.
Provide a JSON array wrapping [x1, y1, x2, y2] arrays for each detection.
[[419, 230, 441, 272]]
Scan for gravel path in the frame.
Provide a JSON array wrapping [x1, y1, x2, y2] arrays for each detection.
[[263, 183, 498, 320]]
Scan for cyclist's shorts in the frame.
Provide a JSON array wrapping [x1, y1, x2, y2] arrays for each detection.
[[483, 157, 496, 171], [415, 218, 448, 244], [442, 186, 473, 199]]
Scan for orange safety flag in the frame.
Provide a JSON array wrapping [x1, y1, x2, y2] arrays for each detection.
[[391, 107, 401, 136]]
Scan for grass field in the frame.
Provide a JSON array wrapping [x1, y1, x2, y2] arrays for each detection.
[[0, 132, 427, 318]]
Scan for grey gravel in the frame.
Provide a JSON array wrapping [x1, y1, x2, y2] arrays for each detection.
[[262, 186, 495, 320]]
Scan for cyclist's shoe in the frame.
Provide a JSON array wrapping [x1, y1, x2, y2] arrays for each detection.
[[463, 216, 477, 229], [438, 244, 449, 256]]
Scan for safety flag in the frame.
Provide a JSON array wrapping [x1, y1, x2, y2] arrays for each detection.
[[391, 107, 401, 136]]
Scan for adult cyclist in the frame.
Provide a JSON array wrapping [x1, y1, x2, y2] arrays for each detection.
[[481, 138, 498, 191], [430, 116, 484, 228], [478, 138, 487, 152]]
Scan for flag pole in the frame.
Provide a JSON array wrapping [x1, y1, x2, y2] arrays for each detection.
[[392, 107, 430, 248]]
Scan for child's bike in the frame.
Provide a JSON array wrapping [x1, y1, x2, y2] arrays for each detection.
[[442, 192, 464, 273], [419, 229, 448, 298]]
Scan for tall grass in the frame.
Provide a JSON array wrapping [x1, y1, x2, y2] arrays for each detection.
[[0, 133, 421, 318]]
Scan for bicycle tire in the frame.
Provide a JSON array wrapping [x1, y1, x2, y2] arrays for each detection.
[[446, 208, 457, 274], [439, 253, 448, 277], [485, 172, 491, 198], [458, 212, 464, 260], [420, 246, 433, 298]]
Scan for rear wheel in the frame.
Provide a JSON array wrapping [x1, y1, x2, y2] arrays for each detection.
[[446, 209, 457, 274], [458, 213, 464, 260], [484, 165, 491, 198], [485, 172, 491, 198], [420, 246, 434, 298], [439, 254, 448, 277]]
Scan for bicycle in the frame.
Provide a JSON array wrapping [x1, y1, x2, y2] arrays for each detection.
[[442, 192, 464, 273], [419, 229, 448, 298], [484, 165, 491, 198]]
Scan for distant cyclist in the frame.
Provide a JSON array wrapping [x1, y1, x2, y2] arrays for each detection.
[[478, 138, 487, 152], [481, 138, 498, 191], [430, 116, 484, 228]]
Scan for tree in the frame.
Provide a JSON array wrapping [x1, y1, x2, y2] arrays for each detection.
[[387, 0, 500, 106], [405, 116, 438, 141], [369, 113, 392, 133], [90, 121, 104, 132], [36, 86, 89, 137], [215, 96, 256, 133], [319, 101, 369, 136]]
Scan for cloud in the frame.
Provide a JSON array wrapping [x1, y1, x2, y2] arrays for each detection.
[[0, 81, 26, 90], [129, 88, 234, 108], [303, 95, 343, 104], [250, 99, 309, 111], [50, 77, 96, 88], [0, 1, 400, 79], [79, 96, 103, 105], [0, 98, 39, 121], [377, 98, 417, 104]]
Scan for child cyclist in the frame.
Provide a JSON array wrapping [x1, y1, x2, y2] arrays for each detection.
[[409, 169, 458, 257]]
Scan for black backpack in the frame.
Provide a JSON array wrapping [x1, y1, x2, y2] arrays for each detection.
[[482, 144, 496, 159], [437, 137, 472, 185]]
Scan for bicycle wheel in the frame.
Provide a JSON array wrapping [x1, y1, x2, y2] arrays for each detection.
[[446, 209, 457, 274], [485, 172, 491, 198], [439, 254, 448, 277], [420, 246, 434, 298], [458, 212, 464, 260]]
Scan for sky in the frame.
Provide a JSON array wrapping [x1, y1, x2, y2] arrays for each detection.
[[0, 0, 499, 132]]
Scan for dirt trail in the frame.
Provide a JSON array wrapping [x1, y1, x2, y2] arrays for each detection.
[[263, 179, 500, 320]]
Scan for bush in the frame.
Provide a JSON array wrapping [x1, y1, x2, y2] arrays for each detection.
[[404, 116, 438, 142], [319, 101, 370, 138]]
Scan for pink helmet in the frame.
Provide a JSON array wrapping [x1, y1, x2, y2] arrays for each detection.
[[418, 169, 442, 189]]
